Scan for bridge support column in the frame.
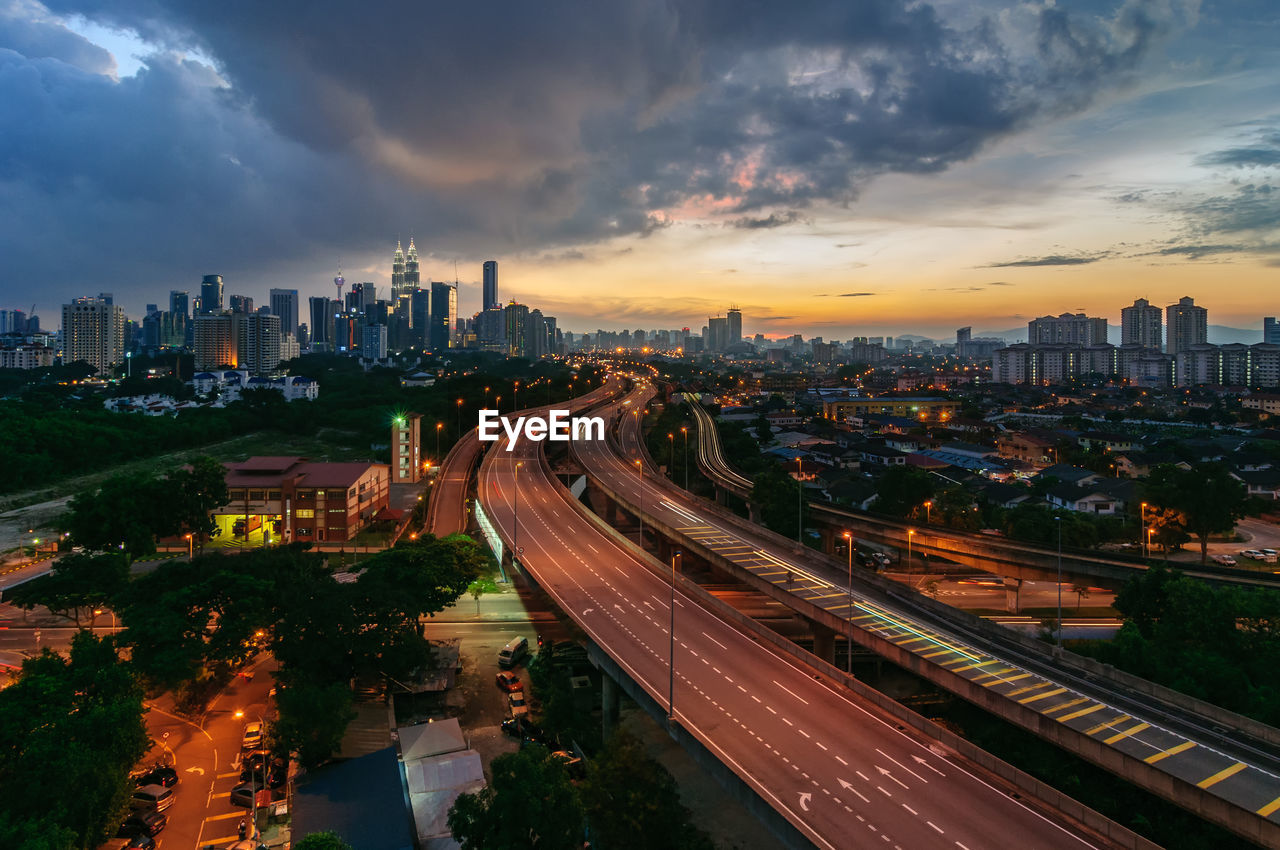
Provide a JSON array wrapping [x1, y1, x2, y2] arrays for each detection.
[[748, 502, 761, 524], [604, 499, 617, 524], [1003, 577, 1022, 614], [811, 622, 836, 665], [715, 486, 728, 506], [657, 536, 672, 563], [602, 674, 620, 739], [819, 527, 836, 556]]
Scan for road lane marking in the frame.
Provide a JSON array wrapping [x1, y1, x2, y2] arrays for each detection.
[[1043, 697, 1089, 715], [205, 811, 246, 822], [1256, 795, 1280, 817], [1196, 760, 1245, 787], [1019, 687, 1067, 705], [1006, 681, 1050, 697], [772, 680, 810, 705], [1057, 703, 1106, 722], [1085, 715, 1129, 736], [1103, 722, 1150, 744]]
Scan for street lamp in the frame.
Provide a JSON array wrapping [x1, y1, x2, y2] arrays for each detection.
[[669, 550, 680, 722], [681, 427, 689, 490], [436, 422, 443, 459], [1055, 516, 1063, 646], [842, 531, 853, 673], [667, 432, 674, 476], [484, 385, 491, 409], [456, 398, 464, 436], [185, 533, 193, 561], [513, 461, 524, 574], [1141, 502, 1148, 559], [795, 456, 803, 545], [907, 529, 915, 573], [924, 500, 932, 525], [635, 459, 644, 546]]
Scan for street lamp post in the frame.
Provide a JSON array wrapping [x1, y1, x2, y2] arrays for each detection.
[[1055, 516, 1063, 646], [635, 459, 644, 546], [484, 385, 490, 410], [907, 529, 915, 573], [842, 531, 853, 673], [924, 500, 932, 525], [1141, 502, 1148, 559], [795, 456, 803, 545], [513, 462, 524, 573], [669, 550, 680, 722], [185, 533, 193, 561], [681, 427, 688, 490], [667, 433, 674, 477], [456, 398, 464, 437]]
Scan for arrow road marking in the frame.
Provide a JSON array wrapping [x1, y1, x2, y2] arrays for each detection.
[[798, 792, 812, 811], [838, 777, 871, 803], [876, 749, 928, 783], [876, 765, 909, 789], [185, 766, 205, 775], [912, 754, 946, 777]]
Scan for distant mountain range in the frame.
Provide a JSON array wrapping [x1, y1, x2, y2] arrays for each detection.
[[969, 324, 1266, 346]]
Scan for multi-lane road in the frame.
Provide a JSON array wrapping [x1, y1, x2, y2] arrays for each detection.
[[478, 378, 1104, 849], [580, 377, 1280, 845]]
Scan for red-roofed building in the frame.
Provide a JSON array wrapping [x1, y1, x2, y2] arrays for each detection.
[[218, 456, 391, 544]]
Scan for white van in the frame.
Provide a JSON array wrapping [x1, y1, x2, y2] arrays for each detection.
[[498, 636, 530, 669]]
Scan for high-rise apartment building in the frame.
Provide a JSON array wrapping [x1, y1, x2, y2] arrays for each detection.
[[483, 260, 498, 311], [1027, 313, 1107, 346], [361, 324, 388, 361], [234, 313, 282, 375], [504, 301, 529, 358], [1166, 296, 1207, 355], [706, 316, 729, 351], [430, 281, 457, 352], [198, 274, 224, 314], [269, 289, 299, 338], [229, 294, 254, 314], [1265, 317, 1279, 345], [192, 313, 236, 370], [170, 291, 189, 318], [1120, 298, 1162, 349], [391, 413, 423, 484], [61, 296, 125, 376]]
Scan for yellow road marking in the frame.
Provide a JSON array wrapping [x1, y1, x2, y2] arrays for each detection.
[[1103, 722, 1150, 744], [897, 636, 931, 646], [1145, 740, 1197, 764], [1058, 704, 1106, 722], [1043, 697, 1089, 715], [204, 811, 245, 822], [1085, 715, 1129, 736], [1257, 796, 1280, 817], [921, 648, 954, 659], [952, 659, 999, 673], [210, 792, 230, 799], [810, 591, 845, 600], [216, 771, 240, 778], [1006, 681, 1050, 697], [758, 570, 786, 577], [971, 667, 1016, 682], [984, 672, 1032, 687], [1019, 687, 1067, 705], [1195, 760, 1245, 787]]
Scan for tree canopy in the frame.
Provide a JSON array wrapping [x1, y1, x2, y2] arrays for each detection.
[[448, 746, 585, 850], [1141, 463, 1255, 564]]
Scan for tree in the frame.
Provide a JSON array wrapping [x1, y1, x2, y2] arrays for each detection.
[[64, 473, 167, 556], [448, 746, 584, 850], [272, 675, 357, 770], [872, 466, 936, 518], [580, 730, 715, 850], [0, 633, 149, 848], [466, 577, 499, 614], [4, 552, 128, 627], [751, 464, 803, 540], [753, 414, 773, 444], [294, 833, 353, 850], [1143, 463, 1254, 564], [159, 455, 229, 550]]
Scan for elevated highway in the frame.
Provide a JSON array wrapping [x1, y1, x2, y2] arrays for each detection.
[[572, 377, 1280, 847], [475, 381, 1124, 849]]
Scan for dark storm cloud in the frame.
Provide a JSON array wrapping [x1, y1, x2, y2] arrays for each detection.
[[3, 0, 1193, 308], [986, 253, 1108, 267], [727, 210, 807, 229]]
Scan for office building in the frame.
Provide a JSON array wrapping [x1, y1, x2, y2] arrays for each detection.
[[192, 313, 236, 370], [391, 413, 423, 484], [61, 296, 126, 375], [477, 306, 505, 351], [361, 323, 388, 361], [727, 306, 742, 347], [308, 296, 333, 351], [199, 274, 224, 314], [1027, 313, 1107, 346], [1265, 317, 1280, 345], [706, 316, 729, 351], [219, 456, 390, 544], [391, 241, 405, 296], [403, 238, 420, 295], [1166, 296, 1207, 355], [229, 294, 254, 314], [170, 291, 189, 318], [483, 260, 498, 311], [430, 282, 457, 352], [411, 288, 431, 348], [504, 301, 530, 358], [1120, 298, 1162, 349], [269, 289, 299, 338]]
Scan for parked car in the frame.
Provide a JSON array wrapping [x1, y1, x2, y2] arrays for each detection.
[[129, 785, 175, 813], [1260, 549, 1278, 564], [508, 690, 529, 718], [117, 810, 167, 838], [501, 717, 548, 746], [1238, 549, 1266, 560], [229, 779, 266, 808], [495, 671, 522, 692], [133, 764, 179, 788], [1212, 554, 1238, 566], [239, 751, 287, 788], [241, 721, 263, 750]]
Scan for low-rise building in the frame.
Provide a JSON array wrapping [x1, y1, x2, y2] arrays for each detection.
[[219, 456, 391, 543], [823, 396, 960, 423], [996, 431, 1058, 467]]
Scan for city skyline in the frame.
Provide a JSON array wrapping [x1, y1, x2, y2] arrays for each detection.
[[1, 1, 1277, 336]]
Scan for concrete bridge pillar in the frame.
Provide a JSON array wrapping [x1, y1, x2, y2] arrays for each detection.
[[604, 499, 617, 524], [602, 674, 620, 739], [1004, 577, 1022, 614], [716, 486, 728, 506], [657, 536, 672, 563], [819, 527, 836, 556], [748, 502, 761, 524], [811, 622, 836, 665]]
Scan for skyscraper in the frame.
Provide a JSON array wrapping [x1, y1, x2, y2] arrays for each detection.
[[1166, 296, 1207, 355], [1121, 298, 1162, 350], [198, 274, 224, 314], [411, 288, 431, 348], [483, 260, 498, 311], [229, 294, 254, 314], [429, 282, 457, 352], [404, 238, 420, 293], [269, 289, 299, 338], [727, 306, 742, 347], [391, 241, 405, 297], [504, 301, 529, 358], [192, 313, 235, 370], [308, 296, 333, 351], [234, 313, 282, 375], [1265, 317, 1280, 345], [61, 296, 125, 376], [170, 291, 189, 318]]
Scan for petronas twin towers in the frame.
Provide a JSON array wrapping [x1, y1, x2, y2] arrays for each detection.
[[391, 238, 420, 299]]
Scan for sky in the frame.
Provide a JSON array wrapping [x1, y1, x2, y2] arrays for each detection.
[[1, 0, 1277, 339]]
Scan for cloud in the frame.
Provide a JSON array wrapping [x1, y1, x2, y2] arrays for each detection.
[[726, 209, 806, 229], [986, 253, 1108, 267], [815, 292, 875, 297], [989, 281, 1015, 286], [1195, 130, 1280, 169], [2, 0, 1194, 312]]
